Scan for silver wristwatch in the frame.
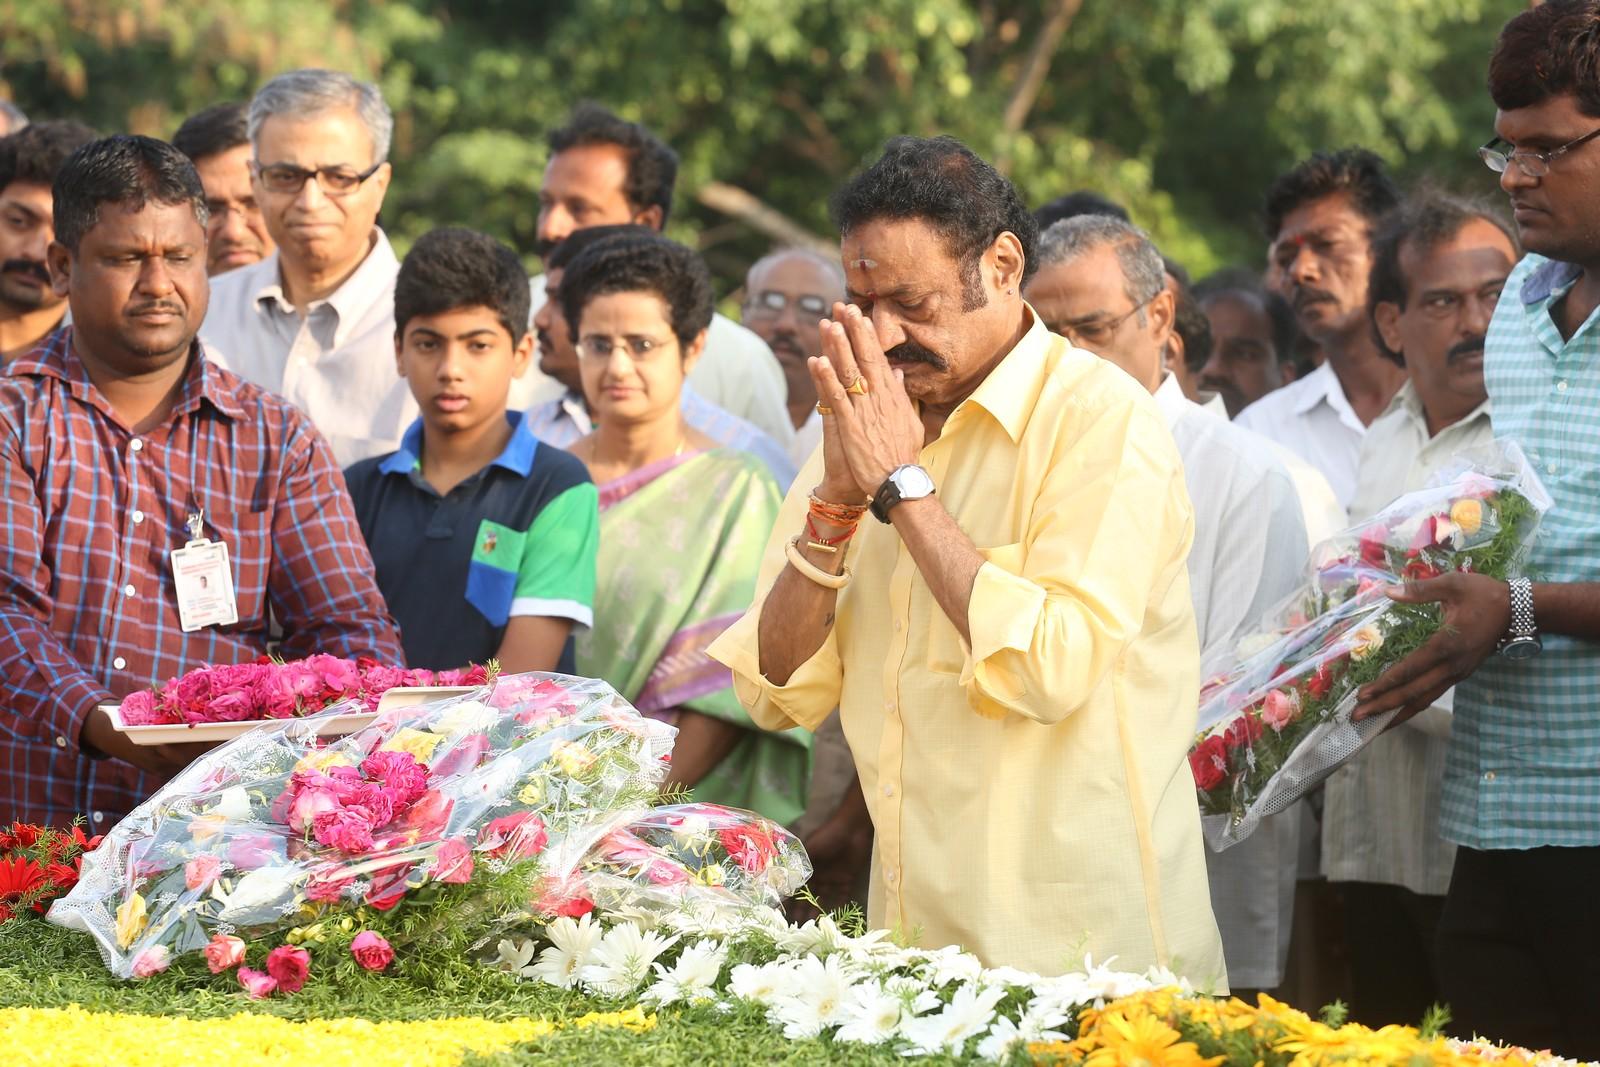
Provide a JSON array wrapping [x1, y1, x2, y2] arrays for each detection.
[[1498, 577, 1542, 660]]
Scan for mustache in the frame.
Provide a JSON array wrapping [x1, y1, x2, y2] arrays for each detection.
[[536, 328, 553, 352], [884, 340, 949, 371], [1447, 335, 1486, 365], [1292, 285, 1335, 310], [534, 236, 557, 259], [1, 258, 49, 283], [126, 300, 184, 317]]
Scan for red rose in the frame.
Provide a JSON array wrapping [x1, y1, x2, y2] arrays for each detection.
[[718, 824, 779, 874], [1402, 557, 1443, 583], [481, 812, 548, 861], [1189, 735, 1230, 792], [265, 944, 310, 993], [1306, 663, 1335, 700], [350, 931, 395, 972], [1358, 526, 1390, 568], [1224, 712, 1263, 750]]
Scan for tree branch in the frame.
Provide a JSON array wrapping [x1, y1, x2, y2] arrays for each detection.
[[1002, 0, 1084, 134], [694, 181, 835, 256]]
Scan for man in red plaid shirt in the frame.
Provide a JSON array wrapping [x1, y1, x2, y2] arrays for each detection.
[[1, 134, 401, 828]]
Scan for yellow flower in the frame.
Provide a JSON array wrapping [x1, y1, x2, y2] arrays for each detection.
[[113, 893, 148, 949], [0, 1005, 653, 1067], [1450, 498, 1484, 537], [516, 781, 545, 806], [382, 727, 444, 761], [294, 749, 355, 774], [1349, 624, 1385, 661], [1082, 1008, 1224, 1067], [187, 814, 228, 843], [551, 739, 596, 777]]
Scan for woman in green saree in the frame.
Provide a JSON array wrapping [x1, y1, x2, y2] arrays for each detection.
[[557, 231, 810, 826]]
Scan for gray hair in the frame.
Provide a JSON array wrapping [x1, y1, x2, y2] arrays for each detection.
[[746, 246, 846, 292], [247, 69, 392, 165], [1036, 215, 1166, 310], [0, 100, 28, 135]]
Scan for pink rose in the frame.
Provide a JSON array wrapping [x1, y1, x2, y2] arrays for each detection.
[[481, 812, 549, 861], [312, 809, 376, 854], [306, 868, 354, 903], [350, 930, 394, 972], [402, 789, 453, 837], [118, 689, 167, 726], [204, 933, 246, 973], [309, 654, 362, 699], [251, 671, 300, 719], [280, 660, 323, 707], [491, 675, 570, 712], [238, 966, 278, 999], [131, 944, 171, 978], [429, 839, 474, 884], [184, 855, 222, 892], [1261, 689, 1298, 732], [287, 787, 342, 834], [266, 944, 310, 993], [359, 750, 429, 807], [645, 860, 690, 887]]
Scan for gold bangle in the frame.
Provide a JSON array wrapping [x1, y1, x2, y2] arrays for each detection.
[[785, 535, 851, 590]]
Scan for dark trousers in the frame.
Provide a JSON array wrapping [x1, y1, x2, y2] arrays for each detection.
[[1339, 882, 1445, 1027], [1436, 845, 1600, 1059]]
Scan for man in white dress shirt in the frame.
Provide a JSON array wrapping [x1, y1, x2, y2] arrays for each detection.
[[202, 69, 414, 466], [1028, 215, 1310, 993], [741, 248, 846, 469], [512, 104, 793, 452], [1323, 192, 1516, 1025], [1237, 149, 1409, 507]]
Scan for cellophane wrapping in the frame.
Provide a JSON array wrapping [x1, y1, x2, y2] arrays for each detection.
[[1191, 444, 1549, 851]]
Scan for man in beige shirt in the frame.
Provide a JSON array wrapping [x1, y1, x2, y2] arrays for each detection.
[[202, 69, 415, 466], [709, 136, 1225, 983]]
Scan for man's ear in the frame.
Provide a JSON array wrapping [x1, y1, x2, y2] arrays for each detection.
[[393, 331, 407, 379], [46, 240, 71, 298], [510, 329, 535, 379], [988, 232, 1025, 295], [634, 204, 665, 232], [1373, 302, 1406, 363], [1146, 286, 1177, 348]]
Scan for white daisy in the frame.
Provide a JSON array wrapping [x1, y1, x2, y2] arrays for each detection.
[[727, 960, 792, 1004], [531, 912, 603, 988], [493, 938, 536, 975], [899, 982, 1007, 1056], [641, 938, 727, 1006], [766, 954, 857, 1039], [578, 920, 680, 997], [974, 1009, 1070, 1062]]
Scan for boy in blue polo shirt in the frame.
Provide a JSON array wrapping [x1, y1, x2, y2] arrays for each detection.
[[344, 228, 598, 674]]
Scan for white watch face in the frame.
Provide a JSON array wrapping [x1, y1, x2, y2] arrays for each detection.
[[891, 465, 936, 499]]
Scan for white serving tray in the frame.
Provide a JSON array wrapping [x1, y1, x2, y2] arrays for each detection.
[[98, 686, 479, 746]]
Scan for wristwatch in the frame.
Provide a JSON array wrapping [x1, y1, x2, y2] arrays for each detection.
[[870, 464, 937, 523], [1498, 577, 1542, 660]]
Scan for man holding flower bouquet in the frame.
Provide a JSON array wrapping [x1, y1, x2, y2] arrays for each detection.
[[1356, 3, 1600, 1054], [710, 136, 1226, 983]]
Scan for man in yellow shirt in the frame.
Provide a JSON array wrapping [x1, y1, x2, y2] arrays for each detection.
[[709, 136, 1226, 984]]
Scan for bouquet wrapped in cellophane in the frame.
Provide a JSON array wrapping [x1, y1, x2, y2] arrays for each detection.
[[1191, 445, 1549, 851], [528, 801, 812, 928], [48, 674, 674, 987]]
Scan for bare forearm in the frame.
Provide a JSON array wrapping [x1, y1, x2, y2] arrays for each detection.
[[1531, 582, 1600, 641], [661, 708, 745, 791], [891, 497, 983, 644], [756, 499, 855, 686]]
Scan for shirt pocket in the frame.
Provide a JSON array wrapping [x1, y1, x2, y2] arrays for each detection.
[[215, 509, 272, 623], [924, 540, 1026, 675]]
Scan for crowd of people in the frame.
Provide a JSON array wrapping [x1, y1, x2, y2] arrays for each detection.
[[2, 0, 1598, 1057]]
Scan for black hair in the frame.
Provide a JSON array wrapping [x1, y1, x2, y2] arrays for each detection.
[[830, 135, 1039, 309], [171, 102, 250, 164], [1366, 191, 1518, 365], [557, 232, 713, 348], [1489, 0, 1600, 118], [1163, 257, 1212, 374], [548, 102, 679, 226], [1034, 190, 1130, 230], [1263, 148, 1401, 241], [0, 119, 98, 194], [394, 227, 532, 342], [1195, 268, 1301, 366], [545, 223, 656, 273], [52, 135, 208, 251]]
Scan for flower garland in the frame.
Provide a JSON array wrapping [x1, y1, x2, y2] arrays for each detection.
[[118, 655, 492, 726], [0, 1004, 653, 1067]]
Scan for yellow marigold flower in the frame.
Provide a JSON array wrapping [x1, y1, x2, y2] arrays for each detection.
[[382, 727, 444, 761], [1450, 498, 1484, 537], [1081, 1009, 1224, 1067], [113, 893, 148, 949], [0, 1005, 653, 1067]]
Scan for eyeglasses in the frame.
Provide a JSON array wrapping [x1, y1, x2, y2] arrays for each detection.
[[1479, 128, 1600, 178], [1050, 294, 1155, 349], [252, 160, 384, 196], [745, 290, 829, 319], [576, 334, 676, 361]]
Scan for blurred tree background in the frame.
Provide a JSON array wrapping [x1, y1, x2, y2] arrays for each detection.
[[0, 0, 1518, 294]]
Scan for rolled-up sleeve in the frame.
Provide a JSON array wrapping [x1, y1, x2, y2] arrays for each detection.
[[957, 401, 1195, 724]]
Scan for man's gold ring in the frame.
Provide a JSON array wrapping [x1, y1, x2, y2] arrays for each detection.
[[816, 402, 834, 415], [846, 376, 869, 396]]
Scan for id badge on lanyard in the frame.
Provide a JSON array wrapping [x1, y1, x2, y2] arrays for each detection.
[[169, 508, 239, 632]]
